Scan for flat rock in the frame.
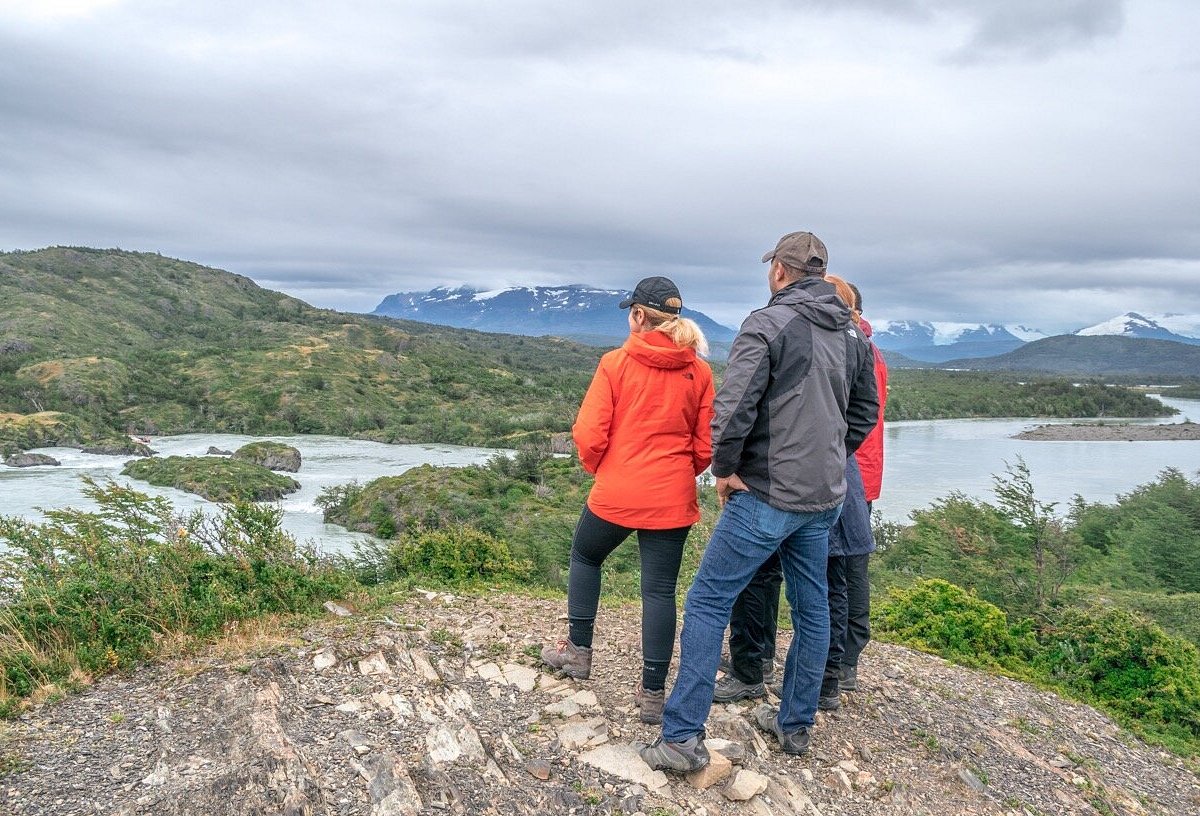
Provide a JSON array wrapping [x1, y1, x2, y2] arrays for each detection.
[[5, 452, 60, 467], [578, 744, 668, 792]]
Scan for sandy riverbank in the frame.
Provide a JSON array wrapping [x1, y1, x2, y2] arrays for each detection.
[[1015, 421, 1200, 441]]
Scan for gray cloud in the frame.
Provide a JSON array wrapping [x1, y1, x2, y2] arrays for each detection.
[[1, 0, 1197, 334]]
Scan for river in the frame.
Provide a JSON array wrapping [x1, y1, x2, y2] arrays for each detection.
[[2, 397, 1199, 553]]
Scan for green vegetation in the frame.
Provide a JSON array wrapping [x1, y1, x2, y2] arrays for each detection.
[[121, 456, 301, 502], [874, 463, 1200, 755], [884, 370, 1175, 421], [0, 247, 599, 449], [0, 479, 351, 714], [232, 441, 301, 472]]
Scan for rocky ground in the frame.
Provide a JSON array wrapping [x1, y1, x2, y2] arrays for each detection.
[[2, 590, 1198, 816], [1014, 421, 1200, 441]]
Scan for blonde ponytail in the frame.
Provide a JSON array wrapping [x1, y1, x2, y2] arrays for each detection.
[[636, 305, 710, 357]]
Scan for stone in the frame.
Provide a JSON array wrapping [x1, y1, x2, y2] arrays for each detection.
[[501, 663, 539, 692], [336, 701, 365, 714], [543, 699, 581, 719], [722, 769, 770, 801], [957, 766, 986, 793], [361, 752, 423, 815], [685, 748, 732, 790], [578, 744, 668, 792], [206, 446, 232, 456], [5, 453, 60, 468], [339, 730, 373, 751], [526, 759, 552, 780], [704, 738, 745, 765], [232, 441, 301, 472], [323, 601, 354, 617], [800, 769, 814, 783], [476, 662, 503, 682], [409, 650, 441, 682], [557, 722, 602, 750], [836, 760, 859, 774], [855, 770, 876, 788], [572, 690, 600, 708], [313, 647, 337, 671], [824, 768, 852, 795], [359, 651, 393, 676]]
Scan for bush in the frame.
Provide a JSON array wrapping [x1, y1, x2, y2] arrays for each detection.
[[1035, 606, 1200, 751], [873, 579, 1035, 673], [0, 479, 351, 711], [353, 525, 531, 587]]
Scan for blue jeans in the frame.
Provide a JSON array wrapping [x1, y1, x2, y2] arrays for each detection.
[[662, 491, 841, 742]]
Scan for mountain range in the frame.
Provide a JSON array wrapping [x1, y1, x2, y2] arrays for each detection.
[[372, 285, 737, 346], [371, 287, 1200, 365]]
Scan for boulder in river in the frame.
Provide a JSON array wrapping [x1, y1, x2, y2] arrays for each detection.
[[206, 446, 234, 456], [5, 452, 61, 468], [232, 441, 302, 473]]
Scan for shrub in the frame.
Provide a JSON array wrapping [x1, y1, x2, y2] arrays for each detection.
[[1035, 606, 1200, 751], [0, 479, 351, 711], [873, 578, 1035, 673], [353, 525, 531, 587]]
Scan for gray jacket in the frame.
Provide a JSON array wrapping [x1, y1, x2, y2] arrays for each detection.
[[711, 277, 880, 513]]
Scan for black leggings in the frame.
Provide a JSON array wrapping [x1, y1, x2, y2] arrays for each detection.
[[566, 505, 690, 688]]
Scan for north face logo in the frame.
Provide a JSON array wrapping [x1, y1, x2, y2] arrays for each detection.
[[682, 372, 694, 380]]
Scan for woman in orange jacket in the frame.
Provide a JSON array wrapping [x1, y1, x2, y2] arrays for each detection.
[[542, 276, 714, 724]]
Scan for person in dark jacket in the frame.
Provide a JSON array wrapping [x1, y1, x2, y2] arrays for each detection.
[[638, 231, 879, 772]]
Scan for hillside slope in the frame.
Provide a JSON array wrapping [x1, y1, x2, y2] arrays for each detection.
[[3, 592, 1196, 815], [0, 247, 603, 450], [942, 335, 1200, 377]]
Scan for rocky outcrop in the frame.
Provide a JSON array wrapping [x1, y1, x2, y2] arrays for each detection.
[[80, 439, 155, 457], [233, 441, 302, 472], [4, 593, 1198, 815], [4, 452, 61, 467], [205, 446, 233, 456]]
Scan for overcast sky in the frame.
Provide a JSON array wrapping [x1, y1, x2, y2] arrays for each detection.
[[2, 1, 1198, 332]]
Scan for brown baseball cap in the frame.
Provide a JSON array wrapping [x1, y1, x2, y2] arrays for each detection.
[[761, 231, 828, 274]]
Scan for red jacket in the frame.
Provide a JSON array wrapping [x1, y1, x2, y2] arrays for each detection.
[[854, 318, 887, 502], [573, 330, 714, 528]]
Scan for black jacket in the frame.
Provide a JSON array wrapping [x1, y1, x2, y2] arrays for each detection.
[[710, 277, 879, 512]]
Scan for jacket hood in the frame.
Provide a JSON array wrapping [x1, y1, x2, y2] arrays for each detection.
[[622, 330, 696, 369], [859, 316, 873, 338], [767, 277, 851, 332]]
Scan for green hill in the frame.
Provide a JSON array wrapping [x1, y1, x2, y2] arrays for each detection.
[[942, 335, 1200, 377], [0, 247, 601, 452]]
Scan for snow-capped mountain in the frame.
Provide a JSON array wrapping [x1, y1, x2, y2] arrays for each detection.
[[1075, 312, 1200, 345], [872, 321, 1048, 362], [371, 285, 738, 344]]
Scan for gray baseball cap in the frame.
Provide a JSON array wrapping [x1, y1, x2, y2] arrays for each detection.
[[761, 231, 828, 273], [619, 276, 683, 314]]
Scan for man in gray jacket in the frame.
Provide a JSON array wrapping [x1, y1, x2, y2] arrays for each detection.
[[639, 231, 879, 771]]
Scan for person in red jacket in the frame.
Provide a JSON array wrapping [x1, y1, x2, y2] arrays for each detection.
[[541, 276, 715, 724], [838, 283, 887, 692]]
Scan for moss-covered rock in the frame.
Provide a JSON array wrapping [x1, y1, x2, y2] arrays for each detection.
[[233, 441, 302, 472], [121, 455, 300, 502], [4, 452, 61, 468], [80, 438, 155, 457]]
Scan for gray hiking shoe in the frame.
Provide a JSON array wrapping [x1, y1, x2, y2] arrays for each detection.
[[818, 692, 841, 711], [636, 735, 710, 773], [751, 704, 812, 755], [838, 664, 858, 691], [713, 674, 767, 703], [540, 639, 592, 680], [635, 683, 664, 725]]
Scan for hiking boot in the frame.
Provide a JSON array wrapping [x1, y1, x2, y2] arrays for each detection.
[[635, 683, 665, 725], [751, 704, 811, 755], [838, 664, 858, 691], [817, 692, 841, 711], [718, 655, 775, 685], [540, 639, 592, 680], [636, 735, 710, 773], [713, 675, 767, 703]]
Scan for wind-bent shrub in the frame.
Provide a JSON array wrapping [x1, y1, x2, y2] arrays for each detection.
[[0, 478, 351, 713]]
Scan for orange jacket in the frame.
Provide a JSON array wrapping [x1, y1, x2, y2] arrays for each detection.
[[573, 330, 714, 529]]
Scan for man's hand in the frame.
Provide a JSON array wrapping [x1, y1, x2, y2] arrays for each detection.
[[716, 474, 749, 507]]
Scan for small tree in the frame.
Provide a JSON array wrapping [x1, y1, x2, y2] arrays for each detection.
[[992, 456, 1077, 616]]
